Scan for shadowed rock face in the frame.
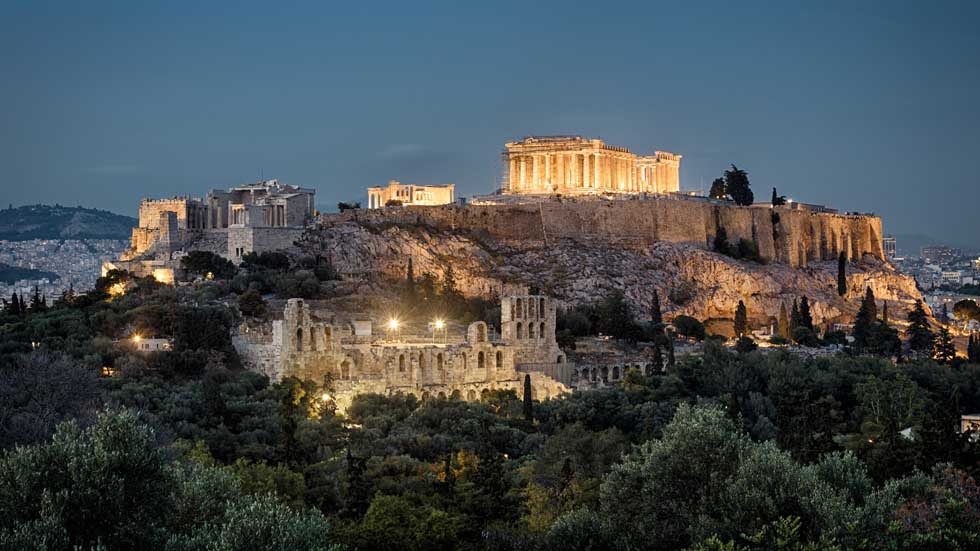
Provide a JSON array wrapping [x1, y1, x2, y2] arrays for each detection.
[[308, 220, 923, 329]]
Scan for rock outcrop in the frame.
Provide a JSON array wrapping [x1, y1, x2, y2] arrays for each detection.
[[308, 219, 925, 329]]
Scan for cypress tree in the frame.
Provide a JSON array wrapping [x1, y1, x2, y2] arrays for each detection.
[[778, 303, 790, 339], [968, 334, 977, 363], [650, 289, 663, 325], [523, 374, 534, 422], [906, 300, 935, 352], [799, 296, 814, 330], [734, 300, 748, 338], [882, 300, 889, 325], [837, 251, 847, 297], [853, 288, 878, 348], [652, 344, 663, 372], [405, 257, 416, 301], [667, 333, 676, 368], [933, 327, 956, 364]]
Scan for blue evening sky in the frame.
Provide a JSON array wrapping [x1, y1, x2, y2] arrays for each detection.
[[1, 0, 978, 245]]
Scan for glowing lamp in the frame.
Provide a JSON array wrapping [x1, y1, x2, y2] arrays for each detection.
[[388, 319, 400, 330], [132, 334, 142, 343], [434, 319, 445, 330]]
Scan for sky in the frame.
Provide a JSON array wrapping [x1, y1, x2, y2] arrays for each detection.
[[1, 0, 978, 246]]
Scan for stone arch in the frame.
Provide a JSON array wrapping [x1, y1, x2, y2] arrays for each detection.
[[557, 355, 564, 363], [460, 353, 467, 370], [296, 328, 303, 352], [516, 322, 523, 339], [540, 322, 545, 339], [478, 351, 485, 369], [467, 389, 477, 401], [496, 350, 502, 368], [398, 354, 406, 372], [437, 391, 447, 400], [419, 353, 427, 378], [529, 323, 536, 339], [480, 388, 490, 401], [450, 389, 461, 400], [340, 360, 350, 380], [601, 366, 608, 382], [539, 298, 545, 317], [421, 391, 431, 402], [591, 368, 598, 382], [516, 298, 523, 319], [529, 298, 536, 318], [612, 365, 620, 380]]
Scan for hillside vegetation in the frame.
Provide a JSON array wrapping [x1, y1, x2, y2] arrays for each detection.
[[0, 204, 136, 241]]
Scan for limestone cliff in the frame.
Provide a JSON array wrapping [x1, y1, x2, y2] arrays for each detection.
[[309, 220, 925, 328]]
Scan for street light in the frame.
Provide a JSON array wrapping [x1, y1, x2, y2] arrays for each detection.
[[434, 319, 445, 330], [132, 334, 142, 344], [432, 318, 446, 344], [388, 318, 400, 330]]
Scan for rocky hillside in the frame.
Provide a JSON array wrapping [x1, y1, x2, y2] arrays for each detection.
[[0, 205, 136, 241], [307, 220, 926, 328]]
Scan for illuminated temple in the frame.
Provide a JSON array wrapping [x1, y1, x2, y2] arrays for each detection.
[[502, 135, 681, 195]]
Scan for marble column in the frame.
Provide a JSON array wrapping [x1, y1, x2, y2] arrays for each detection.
[[545, 154, 551, 190], [582, 153, 590, 188], [519, 157, 527, 190], [594, 153, 600, 189], [509, 158, 517, 192]]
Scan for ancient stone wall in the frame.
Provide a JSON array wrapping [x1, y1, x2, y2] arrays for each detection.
[[329, 197, 883, 268], [227, 227, 305, 263]]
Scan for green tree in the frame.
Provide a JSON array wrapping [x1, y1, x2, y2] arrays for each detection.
[[713, 226, 731, 256], [837, 251, 847, 297], [778, 303, 790, 339], [771, 187, 786, 206], [709, 178, 727, 200], [595, 290, 642, 342], [523, 374, 534, 422], [790, 299, 800, 336], [238, 288, 267, 318], [906, 300, 934, 352], [953, 299, 980, 328], [798, 296, 813, 331], [673, 315, 706, 341], [724, 165, 753, 206], [932, 327, 956, 364], [852, 288, 878, 349], [734, 300, 748, 338]]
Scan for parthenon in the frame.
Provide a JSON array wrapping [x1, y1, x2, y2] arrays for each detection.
[[502, 136, 681, 195]]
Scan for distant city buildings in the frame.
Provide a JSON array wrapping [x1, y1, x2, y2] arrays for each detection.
[[0, 239, 128, 303], [921, 245, 960, 264]]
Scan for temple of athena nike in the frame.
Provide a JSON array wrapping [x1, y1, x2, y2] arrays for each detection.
[[502, 135, 681, 195]]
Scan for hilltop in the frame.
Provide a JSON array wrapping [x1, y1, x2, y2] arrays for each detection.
[[0, 204, 136, 241]]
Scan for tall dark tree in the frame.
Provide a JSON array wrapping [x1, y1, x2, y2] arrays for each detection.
[[778, 302, 790, 338], [29, 286, 46, 313], [523, 374, 533, 422], [853, 288, 878, 348], [709, 177, 727, 199], [666, 331, 676, 368], [941, 303, 950, 324], [881, 300, 889, 324], [734, 300, 748, 338], [652, 344, 663, 372], [906, 300, 935, 352], [968, 333, 979, 364], [650, 289, 663, 325], [798, 296, 813, 330], [724, 165, 754, 206], [932, 327, 956, 364], [404, 257, 416, 301], [790, 299, 800, 335], [771, 187, 786, 206], [837, 251, 847, 297]]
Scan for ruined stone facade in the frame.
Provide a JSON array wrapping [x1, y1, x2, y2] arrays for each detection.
[[367, 180, 455, 209], [233, 295, 571, 412], [503, 136, 681, 195], [106, 179, 316, 280]]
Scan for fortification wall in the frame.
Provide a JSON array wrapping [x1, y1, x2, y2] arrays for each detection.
[[329, 197, 883, 268]]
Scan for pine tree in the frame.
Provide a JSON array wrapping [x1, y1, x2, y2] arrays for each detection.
[[799, 296, 814, 330], [734, 300, 748, 338], [906, 300, 935, 352], [778, 303, 790, 339], [837, 251, 847, 297], [932, 327, 956, 364], [725, 165, 754, 206], [853, 287, 878, 348], [523, 374, 534, 422], [650, 289, 663, 325], [709, 178, 727, 199]]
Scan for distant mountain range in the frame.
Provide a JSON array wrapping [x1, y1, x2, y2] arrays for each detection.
[[0, 205, 136, 241]]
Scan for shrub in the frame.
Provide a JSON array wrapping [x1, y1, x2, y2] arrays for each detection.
[[672, 315, 705, 341]]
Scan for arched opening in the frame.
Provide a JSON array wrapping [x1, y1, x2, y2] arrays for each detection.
[[601, 366, 608, 382], [516, 322, 523, 340], [296, 328, 303, 352], [340, 360, 350, 380], [556, 355, 563, 364], [437, 391, 446, 400], [540, 322, 545, 339], [529, 323, 536, 339], [480, 388, 490, 401], [437, 353, 444, 370], [529, 299, 535, 318], [467, 389, 477, 401], [591, 368, 597, 382], [516, 298, 523, 319], [419, 352, 426, 372], [612, 366, 620, 380], [461, 353, 467, 370], [478, 351, 485, 369], [496, 350, 502, 368], [422, 391, 431, 402], [539, 298, 545, 317], [398, 354, 406, 372], [450, 389, 461, 400]]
